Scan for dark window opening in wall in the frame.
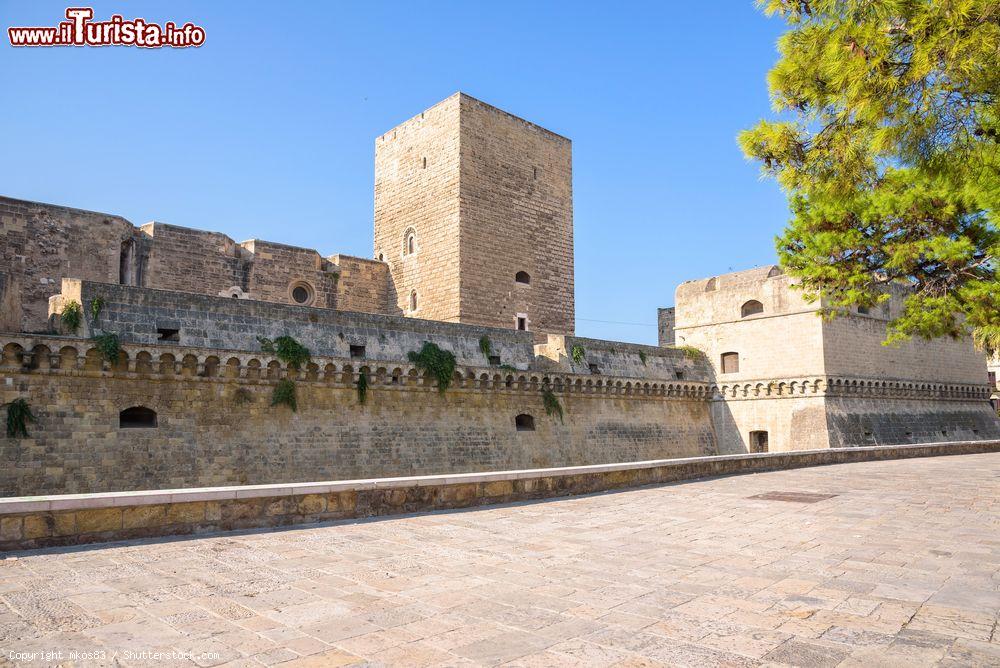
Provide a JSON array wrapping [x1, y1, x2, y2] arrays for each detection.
[[410, 290, 418, 312], [749, 430, 768, 453], [350, 345, 366, 359], [533, 167, 538, 179], [941, 429, 948, 438], [515, 271, 531, 285], [858, 306, 871, 315], [489, 355, 501, 366], [515, 414, 535, 431], [403, 229, 416, 256], [422, 157, 427, 169], [120, 406, 157, 429], [290, 281, 315, 305], [589, 363, 600, 374], [740, 300, 764, 318], [988, 371, 996, 387], [119, 239, 136, 286], [378, 253, 385, 262], [721, 352, 740, 374], [156, 328, 180, 343], [517, 316, 527, 331], [675, 370, 685, 380]]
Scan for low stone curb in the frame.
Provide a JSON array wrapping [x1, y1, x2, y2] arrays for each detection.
[[1, 440, 997, 552]]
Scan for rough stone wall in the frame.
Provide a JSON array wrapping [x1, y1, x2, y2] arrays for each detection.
[[458, 94, 575, 340], [673, 265, 1000, 453], [536, 334, 709, 382], [53, 280, 537, 368], [241, 240, 339, 309], [373, 94, 462, 323], [0, 196, 133, 333], [331, 255, 389, 314], [0, 271, 21, 333], [141, 223, 249, 299], [0, 336, 717, 497], [0, 197, 392, 330], [710, 396, 831, 454], [824, 397, 1000, 447], [821, 297, 989, 385], [674, 267, 826, 380], [657, 307, 675, 347]]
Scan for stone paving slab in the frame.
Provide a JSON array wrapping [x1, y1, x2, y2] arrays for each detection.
[[0, 453, 998, 667]]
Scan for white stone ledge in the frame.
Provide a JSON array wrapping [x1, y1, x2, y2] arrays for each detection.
[[1, 441, 996, 515]]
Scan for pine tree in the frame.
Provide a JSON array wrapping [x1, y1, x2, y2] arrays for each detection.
[[740, 0, 1000, 353]]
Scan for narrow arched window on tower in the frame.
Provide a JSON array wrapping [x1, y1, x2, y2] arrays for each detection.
[[403, 228, 417, 256], [409, 290, 418, 312]]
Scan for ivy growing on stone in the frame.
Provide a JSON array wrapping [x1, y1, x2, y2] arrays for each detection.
[[4, 398, 36, 438], [571, 345, 586, 365], [92, 332, 121, 363], [89, 297, 105, 324], [60, 300, 82, 333], [542, 388, 563, 424], [257, 335, 311, 369], [479, 335, 492, 363], [408, 342, 456, 394], [357, 369, 369, 405], [638, 350, 647, 366], [271, 379, 297, 412], [675, 345, 705, 361]]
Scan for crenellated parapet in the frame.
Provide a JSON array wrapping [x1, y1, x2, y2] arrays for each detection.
[[709, 376, 992, 402]]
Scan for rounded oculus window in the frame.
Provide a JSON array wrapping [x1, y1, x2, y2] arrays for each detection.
[[290, 282, 315, 305]]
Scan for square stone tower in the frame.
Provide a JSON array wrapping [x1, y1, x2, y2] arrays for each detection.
[[373, 93, 574, 339]]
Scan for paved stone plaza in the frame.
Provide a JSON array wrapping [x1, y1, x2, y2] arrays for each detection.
[[1, 454, 999, 667]]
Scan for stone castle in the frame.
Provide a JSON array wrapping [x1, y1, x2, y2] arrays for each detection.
[[1, 92, 997, 497]]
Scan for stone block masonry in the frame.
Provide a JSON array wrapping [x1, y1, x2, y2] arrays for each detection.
[[1, 327, 717, 496], [0, 441, 995, 551]]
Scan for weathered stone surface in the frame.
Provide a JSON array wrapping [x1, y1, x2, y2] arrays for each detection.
[[0, 454, 996, 665]]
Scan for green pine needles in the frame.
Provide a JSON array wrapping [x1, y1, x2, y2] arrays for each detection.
[[542, 388, 563, 423], [92, 332, 121, 363], [571, 345, 586, 365], [257, 335, 311, 369], [408, 342, 456, 394], [60, 300, 82, 333], [271, 379, 297, 411], [357, 369, 369, 405], [4, 398, 36, 438]]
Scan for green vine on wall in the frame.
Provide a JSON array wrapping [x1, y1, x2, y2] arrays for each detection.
[[357, 369, 369, 404], [638, 350, 647, 366], [92, 332, 121, 363], [408, 342, 456, 394], [479, 335, 492, 363], [60, 300, 82, 333], [674, 345, 706, 361], [542, 388, 564, 423], [89, 297, 105, 324], [271, 379, 297, 411], [571, 345, 586, 365], [257, 335, 311, 369], [4, 398, 36, 438]]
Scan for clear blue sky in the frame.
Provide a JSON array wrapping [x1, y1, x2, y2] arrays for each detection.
[[1, 1, 789, 344]]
